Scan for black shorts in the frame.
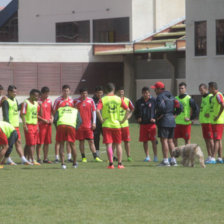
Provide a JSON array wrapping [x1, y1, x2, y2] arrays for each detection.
[[158, 127, 174, 139], [5, 130, 18, 157]]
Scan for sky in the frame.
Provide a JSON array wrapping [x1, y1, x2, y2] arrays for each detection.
[[0, 0, 12, 6]]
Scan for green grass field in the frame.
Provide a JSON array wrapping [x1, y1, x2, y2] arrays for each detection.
[[1, 124, 224, 224]]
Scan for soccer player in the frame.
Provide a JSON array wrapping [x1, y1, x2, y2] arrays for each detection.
[[115, 87, 134, 161], [135, 87, 157, 162], [53, 85, 74, 163], [36, 87, 53, 163], [151, 81, 182, 166], [1, 85, 31, 165], [21, 89, 40, 165], [74, 88, 102, 163], [96, 82, 130, 169], [0, 121, 19, 169], [92, 86, 104, 157], [174, 82, 199, 146], [54, 105, 80, 169], [206, 81, 224, 164], [198, 83, 214, 162]]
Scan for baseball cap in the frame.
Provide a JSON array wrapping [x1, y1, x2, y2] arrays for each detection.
[[150, 81, 165, 89]]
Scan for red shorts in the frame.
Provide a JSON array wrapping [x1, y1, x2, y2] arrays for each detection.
[[212, 124, 224, 140], [0, 129, 8, 145], [76, 127, 94, 140], [56, 125, 76, 143], [24, 124, 38, 146], [201, 124, 213, 139], [139, 124, 156, 142], [15, 127, 21, 140], [121, 127, 131, 142], [174, 124, 191, 140], [102, 128, 122, 144], [37, 124, 52, 145]]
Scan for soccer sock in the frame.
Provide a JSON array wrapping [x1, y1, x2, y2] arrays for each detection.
[[21, 156, 28, 163], [67, 153, 71, 160], [93, 153, 97, 159], [211, 157, 215, 161], [164, 158, 169, 163], [81, 153, 86, 159], [108, 146, 113, 163], [96, 150, 100, 157], [55, 155, 59, 160], [7, 157, 13, 163]]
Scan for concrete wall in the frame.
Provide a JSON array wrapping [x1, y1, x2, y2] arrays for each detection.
[[186, 0, 224, 95], [156, 0, 185, 31], [18, 0, 132, 42], [18, 0, 185, 42], [0, 43, 123, 63]]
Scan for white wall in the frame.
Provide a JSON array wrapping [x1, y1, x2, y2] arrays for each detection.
[[156, 0, 185, 30], [0, 43, 123, 63], [186, 0, 224, 95], [19, 0, 132, 42]]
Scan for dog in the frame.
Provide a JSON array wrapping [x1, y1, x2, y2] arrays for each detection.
[[172, 144, 206, 168]]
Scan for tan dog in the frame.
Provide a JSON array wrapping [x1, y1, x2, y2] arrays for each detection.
[[172, 144, 206, 168]]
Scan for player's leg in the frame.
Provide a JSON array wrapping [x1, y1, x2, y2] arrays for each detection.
[[88, 139, 102, 162], [79, 140, 87, 162], [36, 144, 42, 163], [15, 138, 31, 165], [69, 142, 78, 168], [143, 141, 150, 161], [151, 140, 158, 162], [59, 141, 66, 169]]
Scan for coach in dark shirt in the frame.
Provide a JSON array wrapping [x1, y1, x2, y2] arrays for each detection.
[[92, 86, 104, 157], [151, 81, 182, 167], [135, 87, 158, 162]]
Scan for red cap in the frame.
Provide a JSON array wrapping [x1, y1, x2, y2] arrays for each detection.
[[150, 81, 165, 89]]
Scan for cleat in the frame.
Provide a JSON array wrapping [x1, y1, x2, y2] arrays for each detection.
[[107, 165, 114, 169], [118, 164, 125, 169], [73, 163, 78, 168], [127, 157, 133, 162], [216, 159, 223, 164], [158, 161, 170, 167], [37, 159, 42, 164], [43, 160, 52, 164], [95, 157, 103, 162], [33, 160, 41, 166], [67, 159, 73, 163], [170, 161, 178, 166], [23, 161, 33, 165], [205, 159, 216, 164], [82, 158, 87, 163], [0, 165, 3, 169], [7, 161, 17, 166], [61, 164, 67, 169], [144, 157, 150, 162], [153, 156, 158, 162]]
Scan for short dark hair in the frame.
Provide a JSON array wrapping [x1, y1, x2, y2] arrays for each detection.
[[208, 82, 218, 90], [199, 83, 207, 89], [0, 84, 3, 90], [142, 87, 150, 93], [179, 82, 187, 87], [8, 85, 17, 92], [79, 87, 88, 93], [30, 89, 40, 96], [117, 86, 124, 91], [95, 86, 103, 92], [41, 86, 50, 94], [62, 85, 70, 90], [105, 82, 115, 93]]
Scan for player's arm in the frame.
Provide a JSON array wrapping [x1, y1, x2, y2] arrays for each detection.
[[76, 112, 82, 130], [96, 99, 105, 124], [189, 98, 199, 121], [20, 102, 28, 132], [120, 99, 130, 124], [127, 100, 134, 120], [91, 101, 96, 130], [2, 100, 9, 123], [214, 94, 224, 121]]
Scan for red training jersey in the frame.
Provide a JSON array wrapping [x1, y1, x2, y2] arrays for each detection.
[[53, 96, 74, 112], [38, 98, 52, 123]]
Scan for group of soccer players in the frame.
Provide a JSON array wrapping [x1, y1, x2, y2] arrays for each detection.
[[0, 79, 223, 169]]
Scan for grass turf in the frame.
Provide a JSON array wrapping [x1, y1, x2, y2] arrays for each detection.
[[0, 124, 224, 224]]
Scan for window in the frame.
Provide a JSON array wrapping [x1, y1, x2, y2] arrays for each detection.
[[195, 21, 207, 56], [56, 20, 90, 43], [216, 19, 224, 55], [93, 17, 129, 43]]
